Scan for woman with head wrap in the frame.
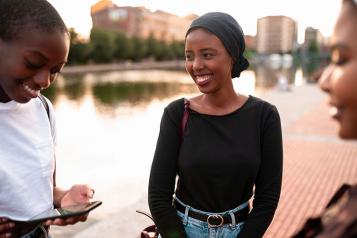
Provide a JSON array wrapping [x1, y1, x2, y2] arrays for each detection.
[[148, 12, 283, 238]]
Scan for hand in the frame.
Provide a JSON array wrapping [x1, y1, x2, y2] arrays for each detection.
[[45, 184, 94, 226], [0, 218, 15, 238], [60, 184, 94, 207]]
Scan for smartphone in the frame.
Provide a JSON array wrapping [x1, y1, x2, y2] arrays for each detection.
[[15, 200, 102, 223]]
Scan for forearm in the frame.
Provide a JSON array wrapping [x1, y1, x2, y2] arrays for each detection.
[[53, 186, 69, 208], [149, 108, 186, 237], [237, 106, 283, 238]]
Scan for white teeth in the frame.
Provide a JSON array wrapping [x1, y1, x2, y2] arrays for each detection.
[[23, 84, 40, 96], [329, 106, 338, 116], [196, 75, 210, 83]]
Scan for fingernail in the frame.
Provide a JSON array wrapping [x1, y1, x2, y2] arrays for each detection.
[[89, 189, 95, 198], [6, 233, 11, 237]]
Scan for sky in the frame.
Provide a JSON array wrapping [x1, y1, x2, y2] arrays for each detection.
[[48, 0, 341, 43]]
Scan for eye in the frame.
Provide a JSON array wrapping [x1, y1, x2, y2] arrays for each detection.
[[50, 64, 65, 75], [185, 53, 193, 61], [330, 49, 348, 66], [25, 60, 43, 70]]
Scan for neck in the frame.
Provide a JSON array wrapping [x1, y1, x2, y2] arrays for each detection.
[[0, 86, 11, 103]]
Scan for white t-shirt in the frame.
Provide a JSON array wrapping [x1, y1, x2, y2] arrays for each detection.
[[0, 97, 56, 220]]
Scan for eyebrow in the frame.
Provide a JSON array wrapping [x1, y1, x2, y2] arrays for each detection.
[[28, 49, 67, 66], [185, 48, 217, 52]]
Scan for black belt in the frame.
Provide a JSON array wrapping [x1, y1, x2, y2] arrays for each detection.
[[174, 200, 249, 227]]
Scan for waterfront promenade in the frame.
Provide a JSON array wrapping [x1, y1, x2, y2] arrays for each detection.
[[51, 83, 357, 237]]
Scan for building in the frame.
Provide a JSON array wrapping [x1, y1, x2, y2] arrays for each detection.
[[90, 0, 197, 42], [303, 27, 326, 51], [256, 15, 297, 54], [244, 35, 256, 51]]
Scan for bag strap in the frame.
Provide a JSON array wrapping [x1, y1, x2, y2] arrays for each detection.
[[180, 98, 190, 140], [136, 99, 190, 238], [38, 94, 50, 119], [38, 94, 57, 187], [136, 210, 158, 238]]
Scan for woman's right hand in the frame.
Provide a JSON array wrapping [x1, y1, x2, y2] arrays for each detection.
[[0, 218, 14, 238]]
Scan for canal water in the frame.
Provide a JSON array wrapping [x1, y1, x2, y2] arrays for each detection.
[[43, 65, 305, 215]]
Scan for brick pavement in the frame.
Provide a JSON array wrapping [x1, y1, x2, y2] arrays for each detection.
[[264, 89, 357, 238]]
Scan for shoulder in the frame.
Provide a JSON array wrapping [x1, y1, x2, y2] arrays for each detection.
[[247, 96, 279, 115], [36, 95, 55, 117], [164, 98, 185, 115]]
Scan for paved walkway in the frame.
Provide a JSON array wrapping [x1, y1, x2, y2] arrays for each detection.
[[262, 84, 357, 237], [51, 83, 357, 237]]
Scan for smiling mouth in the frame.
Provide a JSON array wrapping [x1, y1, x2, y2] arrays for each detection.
[[23, 84, 41, 97], [195, 75, 211, 86], [329, 105, 344, 120]]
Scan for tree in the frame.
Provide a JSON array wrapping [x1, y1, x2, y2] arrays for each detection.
[[89, 28, 116, 63], [67, 28, 90, 65]]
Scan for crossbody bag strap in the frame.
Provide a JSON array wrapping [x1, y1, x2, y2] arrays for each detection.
[[181, 98, 190, 141], [38, 94, 57, 187]]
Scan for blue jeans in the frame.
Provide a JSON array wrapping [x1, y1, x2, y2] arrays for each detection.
[[159, 197, 247, 238]]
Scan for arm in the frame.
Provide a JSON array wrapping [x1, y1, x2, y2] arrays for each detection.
[[46, 185, 94, 226], [238, 106, 283, 238], [148, 106, 186, 238]]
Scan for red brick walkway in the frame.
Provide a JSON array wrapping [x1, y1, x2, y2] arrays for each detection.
[[264, 102, 357, 237]]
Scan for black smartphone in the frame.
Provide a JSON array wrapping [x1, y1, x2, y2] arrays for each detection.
[[15, 200, 102, 223]]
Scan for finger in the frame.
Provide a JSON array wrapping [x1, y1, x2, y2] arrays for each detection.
[[0, 218, 8, 223], [43, 219, 54, 226], [0, 222, 15, 232], [80, 185, 94, 199], [88, 189, 95, 199], [0, 233, 12, 238]]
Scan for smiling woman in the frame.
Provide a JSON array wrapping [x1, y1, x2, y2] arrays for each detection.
[[148, 12, 283, 238], [293, 1, 357, 237], [0, 1, 96, 238]]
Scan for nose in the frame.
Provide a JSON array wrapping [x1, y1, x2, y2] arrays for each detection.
[[33, 70, 52, 90], [192, 56, 204, 71], [319, 65, 333, 93]]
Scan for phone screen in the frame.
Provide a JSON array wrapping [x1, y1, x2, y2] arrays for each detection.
[[25, 201, 102, 223]]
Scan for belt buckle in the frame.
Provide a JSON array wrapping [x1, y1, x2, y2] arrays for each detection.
[[207, 214, 224, 228]]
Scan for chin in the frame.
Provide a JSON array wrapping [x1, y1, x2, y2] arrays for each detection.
[[15, 96, 32, 104], [338, 127, 357, 140]]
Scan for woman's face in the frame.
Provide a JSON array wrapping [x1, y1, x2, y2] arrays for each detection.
[[0, 28, 69, 103], [319, 3, 357, 139], [184, 28, 234, 95]]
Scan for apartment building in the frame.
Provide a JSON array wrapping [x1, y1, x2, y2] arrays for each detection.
[[90, 0, 197, 42], [256, 15, 297, 54]]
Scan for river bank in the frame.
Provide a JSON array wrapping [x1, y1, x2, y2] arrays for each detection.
[[62, 60, 186, 75]]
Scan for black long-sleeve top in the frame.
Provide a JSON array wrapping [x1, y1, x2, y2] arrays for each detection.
[[149, 96, 283, 238]]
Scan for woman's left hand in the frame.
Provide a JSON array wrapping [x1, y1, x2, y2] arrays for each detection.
[[45, 184, 94, 226]]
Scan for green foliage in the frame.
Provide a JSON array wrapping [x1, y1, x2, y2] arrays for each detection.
[[67, 28, 90, 65], [130, 36, 147, 62], [67, 28, 186, 64], [113, 31, 131, 60], [89, 28, 116, 63], [243, 49, 255, 60]]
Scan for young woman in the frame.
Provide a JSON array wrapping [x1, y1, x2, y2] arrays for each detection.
[[293, 0, 357, 237], [148, 12, 283, 238], [0, 1, 94, 237]]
